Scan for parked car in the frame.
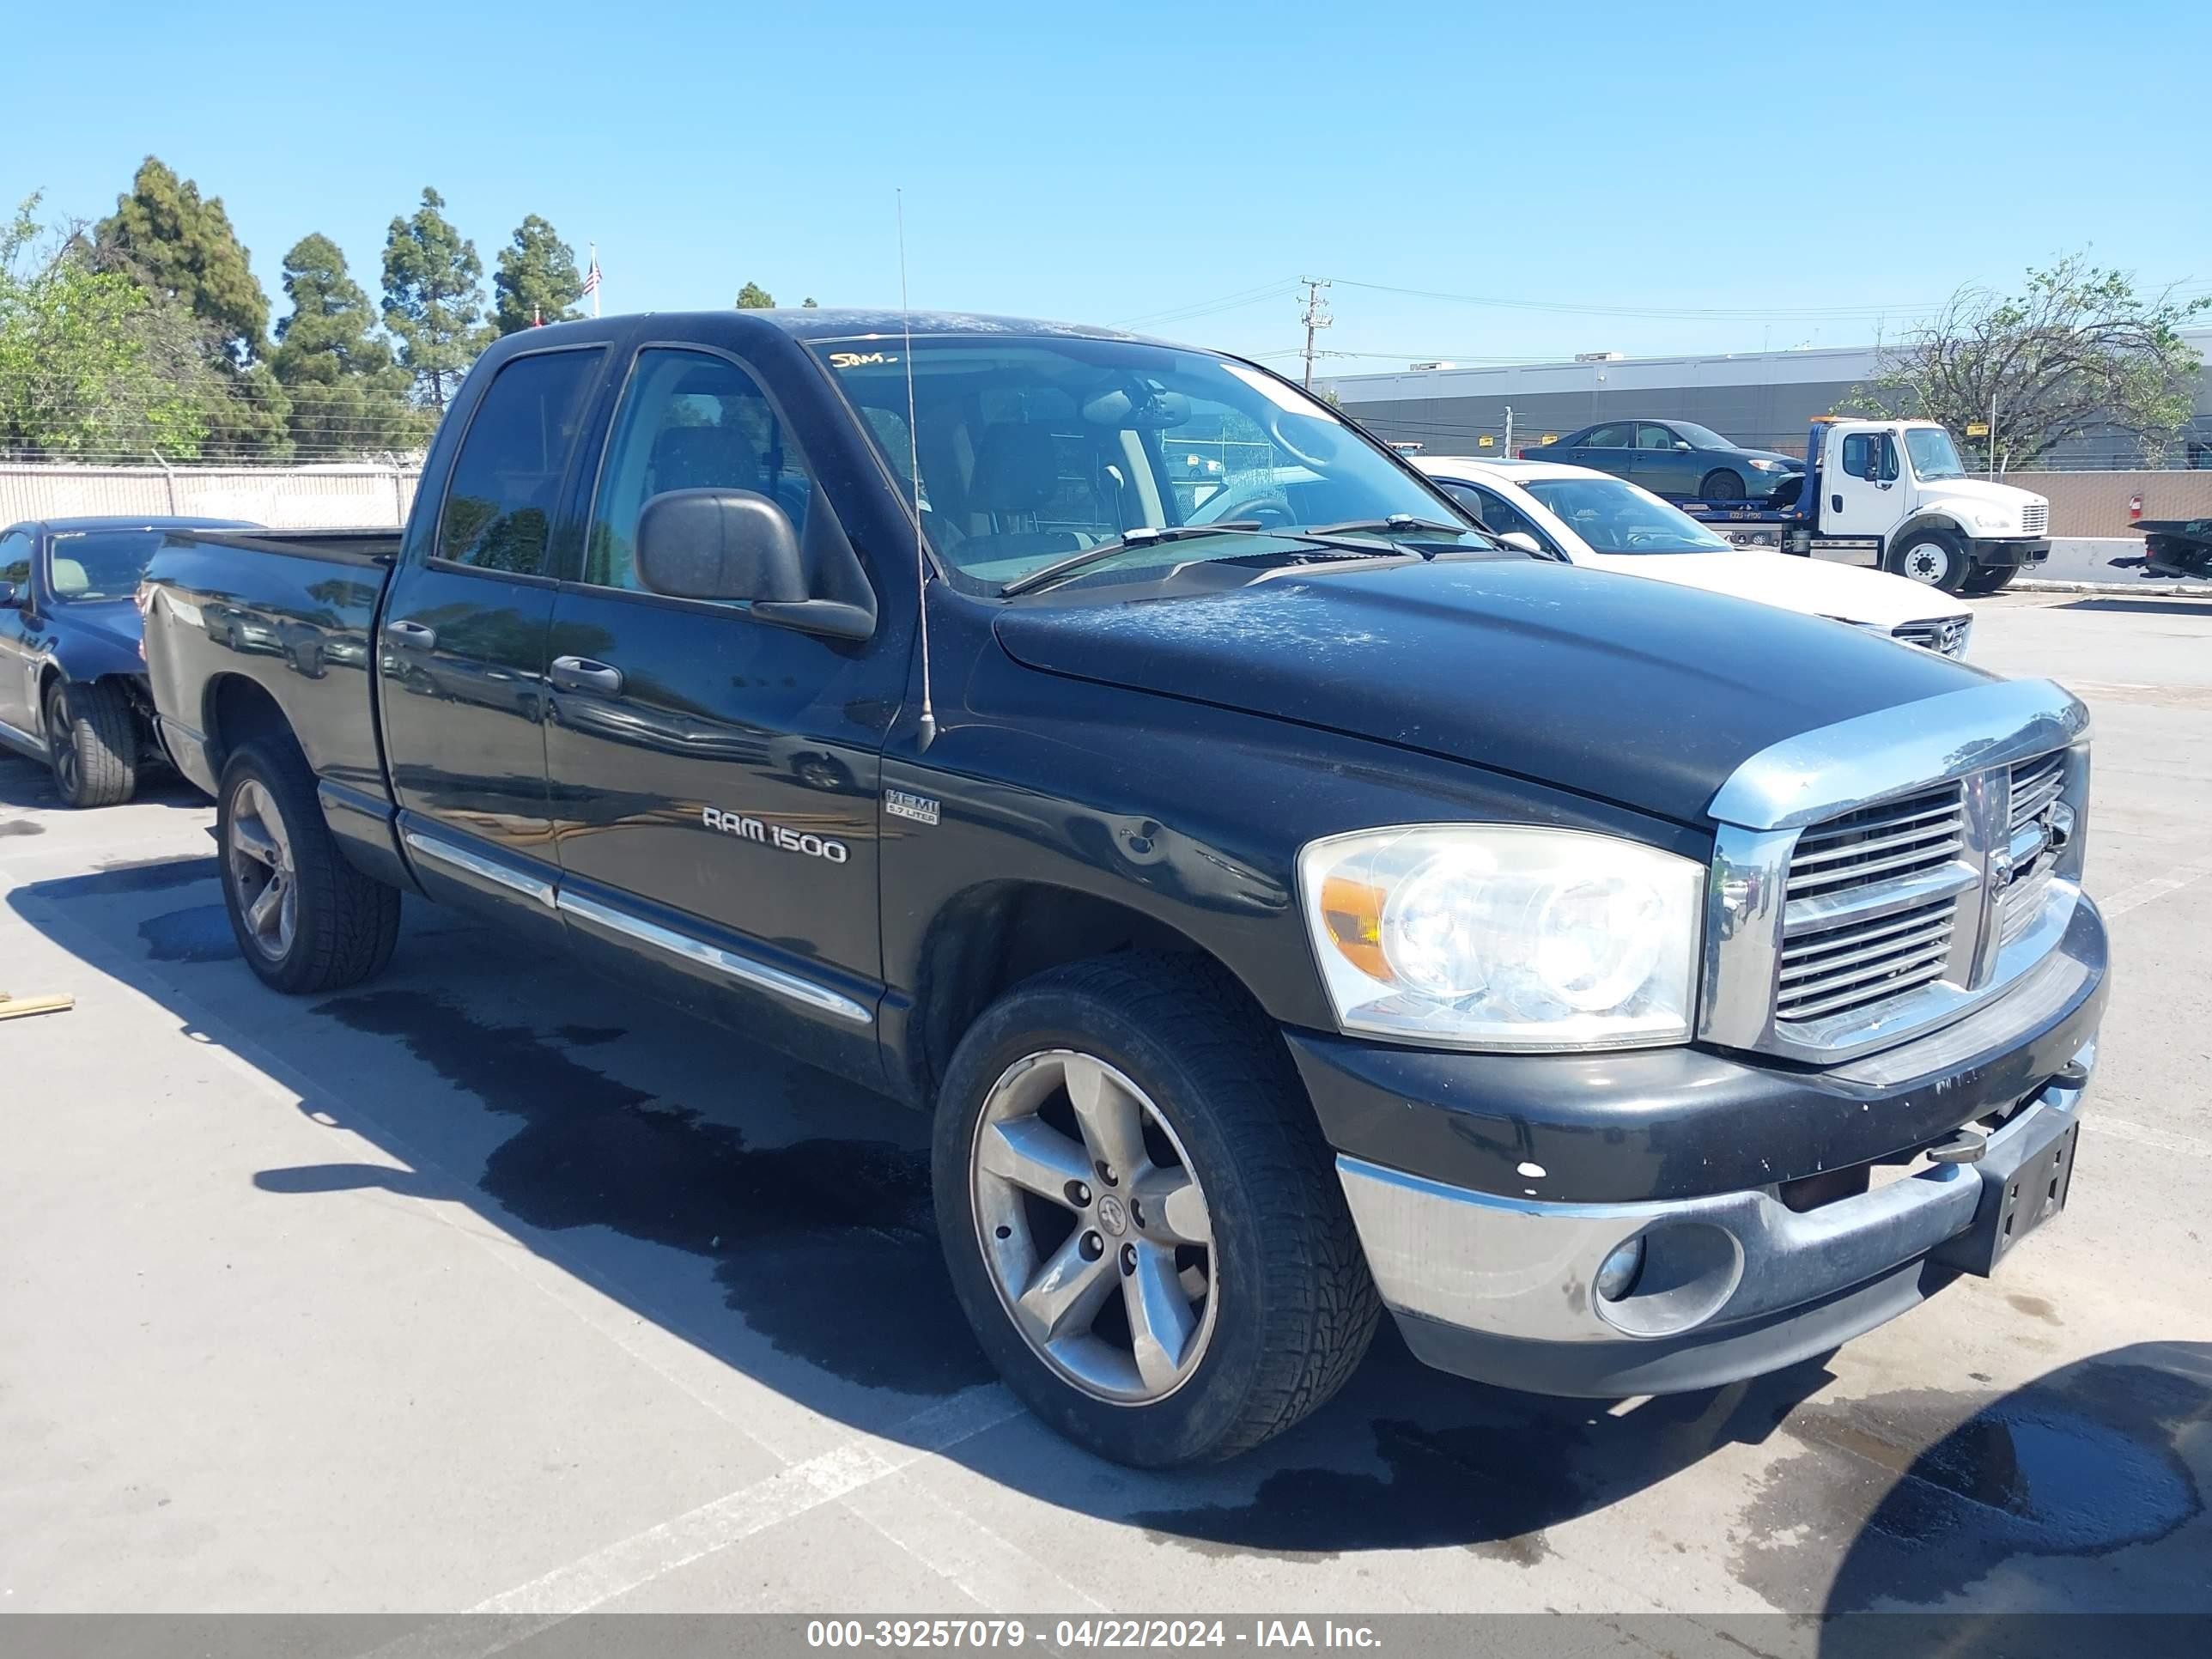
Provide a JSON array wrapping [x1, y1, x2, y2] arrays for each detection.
[[1525, 419, 1802, 502], [0, 515, 256, 805], [1418, 457, 1973, 657], [142, 311, 2104, 1468]]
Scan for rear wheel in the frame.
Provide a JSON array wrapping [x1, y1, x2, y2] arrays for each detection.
[[217, 739, 400, 993], [1962, 562, 2020, 594], [1887, 529, 1970, 592], [933, 954, 1380, 1467], [1698, 469, 1745, 502], [46, 680, 137, 808]]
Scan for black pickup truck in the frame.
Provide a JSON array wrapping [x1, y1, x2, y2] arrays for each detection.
[[142, 310, 2107, 1468]]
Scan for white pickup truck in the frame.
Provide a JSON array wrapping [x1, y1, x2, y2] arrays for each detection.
[[1680, 417, 2051, 595], [1418, 457, 1976, 658]]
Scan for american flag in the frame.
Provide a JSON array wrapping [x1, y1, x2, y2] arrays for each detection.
[[580, 253, 601, 297]]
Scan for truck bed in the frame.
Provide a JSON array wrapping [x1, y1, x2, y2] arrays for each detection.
[[177, 526, 403, 564]]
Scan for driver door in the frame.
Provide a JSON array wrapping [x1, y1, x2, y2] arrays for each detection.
[[1826, 425, 1901, 538], [1633, 422, 1696, 499], [1568, 422, 1637, 483], [0, 528, 36, 735]]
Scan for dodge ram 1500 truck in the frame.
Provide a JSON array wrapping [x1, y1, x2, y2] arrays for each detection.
[[141, 310, 2107, 1468]]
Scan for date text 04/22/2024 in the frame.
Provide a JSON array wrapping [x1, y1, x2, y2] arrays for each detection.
[[803, 1620, 1382, 1650]]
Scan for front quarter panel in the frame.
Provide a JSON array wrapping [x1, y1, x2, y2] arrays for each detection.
[[878, 603, 1707, 1102]]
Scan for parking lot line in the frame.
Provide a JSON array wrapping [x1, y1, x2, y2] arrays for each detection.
[[2099, 857, 2212, 920]]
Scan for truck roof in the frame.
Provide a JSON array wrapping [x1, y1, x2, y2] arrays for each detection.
[[534, 308, 1156, 346]]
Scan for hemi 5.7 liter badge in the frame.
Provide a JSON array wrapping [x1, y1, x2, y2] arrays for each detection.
[[885, 789, 940, 826]]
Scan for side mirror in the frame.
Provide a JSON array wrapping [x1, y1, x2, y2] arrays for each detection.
[[1497, 531, 1545, 556], [1674, 441, 1693, 452], [635, 488, 875, 641], [0, 581, 20, 609]]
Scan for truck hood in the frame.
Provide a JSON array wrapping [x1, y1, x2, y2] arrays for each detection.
[[993, 559, 1980, 826], [1575, 550, 1961, 630], [1923, 477, 2047, 510]]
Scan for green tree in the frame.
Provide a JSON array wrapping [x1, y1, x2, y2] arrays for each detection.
[[94, 156, 269, 362], [802, 296, 818, 308], [1, 195, 212, 459], [1842, 254, 2210, 470], [93, 156, 291, 458], [734, 281, 775, 309], [492, 215, 583, 334], [270, 234, 427, 455], [382, 188, 492, 409]]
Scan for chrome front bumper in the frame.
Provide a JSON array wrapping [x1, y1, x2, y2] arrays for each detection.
[[1339, 1038, 2094, 1397]]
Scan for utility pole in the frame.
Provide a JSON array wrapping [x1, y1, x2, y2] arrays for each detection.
[[1299, 276, 1332, 389]]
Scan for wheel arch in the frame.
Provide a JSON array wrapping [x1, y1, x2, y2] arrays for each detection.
[[200, 672, 303, 778], [902, 878, 1275, 1109]]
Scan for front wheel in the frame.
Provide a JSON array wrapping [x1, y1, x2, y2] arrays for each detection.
[[1962, 562, 2020, 594], [1887, 530, 1970, 592], [46, 680, 137, 808], [217, 739, 401, 994], [933, 954, 1380, 1467], [1698, 469, 1746, 502]]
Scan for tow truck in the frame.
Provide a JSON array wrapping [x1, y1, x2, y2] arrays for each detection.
[[1684, 416, 2051, 595]]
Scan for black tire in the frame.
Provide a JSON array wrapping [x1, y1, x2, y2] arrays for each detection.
[[216, 738, 401, 994], [933, 952, 1381, 1467], [1698, 469, 1746, 502], [46, 680, 137, 808], [1962, 562, 2020, 594], [1887, 528, 1971, 593]]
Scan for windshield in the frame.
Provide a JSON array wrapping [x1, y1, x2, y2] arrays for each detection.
[[1668, 421, 1735, 450], [1904, 427, 1966, 481], [811, 334, 1486, 592], [46, 530, 170, 602], [1522, 477, 1737, 556]]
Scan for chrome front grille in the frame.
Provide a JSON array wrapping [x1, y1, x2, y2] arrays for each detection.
[[2021, 502, 2049, 536], [1891, 616, 1972, 657], [1996, 750, 2069, 947], [1785, 786, 1965, 897], [1699, 678, 2092, 1064], [1776, 896, 1956, 1024], [2008, 750, 2065, 828]]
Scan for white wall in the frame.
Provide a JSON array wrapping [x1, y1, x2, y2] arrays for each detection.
[[0, 465, 421, 529]]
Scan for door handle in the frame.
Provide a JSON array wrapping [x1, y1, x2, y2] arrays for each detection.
[[550, 655, 625, 696], [383, 619, 437, 647]]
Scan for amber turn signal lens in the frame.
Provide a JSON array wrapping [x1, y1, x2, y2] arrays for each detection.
[[1320, 874, 1390, 981]]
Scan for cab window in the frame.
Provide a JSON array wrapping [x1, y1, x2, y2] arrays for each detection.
[[1841, 432, 1899, 482], [435, 348, 605, 575], [1634, 424, 1678, 451], [584, 349, 816, 594]]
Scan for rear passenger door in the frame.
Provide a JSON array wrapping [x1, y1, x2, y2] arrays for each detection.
[[540, 343, 901, 1083], [378, 342, 612, 931], [1569, 422, 1637, 483]]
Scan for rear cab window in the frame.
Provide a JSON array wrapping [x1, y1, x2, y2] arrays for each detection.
[[435, 349, 605, 576]]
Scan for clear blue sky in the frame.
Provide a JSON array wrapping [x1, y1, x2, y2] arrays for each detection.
[[10, 0, 2206, 376]]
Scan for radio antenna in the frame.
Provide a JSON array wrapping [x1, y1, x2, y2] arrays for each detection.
[[898, 188, 937, 751]]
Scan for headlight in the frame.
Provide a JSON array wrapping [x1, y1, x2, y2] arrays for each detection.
[[1747, 458, 1787, 473], [1297, 825, 1704, 1051], [1972, 509, 2014, 531]]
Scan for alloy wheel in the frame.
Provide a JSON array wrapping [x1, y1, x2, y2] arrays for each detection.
[[227, 777, 299, 960], [969, 1049, 1218, 1404], [46, 692, 79, 800]]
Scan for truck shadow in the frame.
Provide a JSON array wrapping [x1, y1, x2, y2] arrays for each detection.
[[9, 851, 2206, 1601]]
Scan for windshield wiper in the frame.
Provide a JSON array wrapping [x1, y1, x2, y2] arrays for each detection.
[[998, 523, 1265, 596], [1295, 515, 1475, 555]]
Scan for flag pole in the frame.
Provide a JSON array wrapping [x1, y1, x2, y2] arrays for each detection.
[[588, 242, 600, 319]]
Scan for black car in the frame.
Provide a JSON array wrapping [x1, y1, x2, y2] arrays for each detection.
[[0, 515, 255, 805], [1528, 419, 1802, 502]]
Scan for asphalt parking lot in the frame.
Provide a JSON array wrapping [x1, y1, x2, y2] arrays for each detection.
[[3, 590, 2209, 1626]]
